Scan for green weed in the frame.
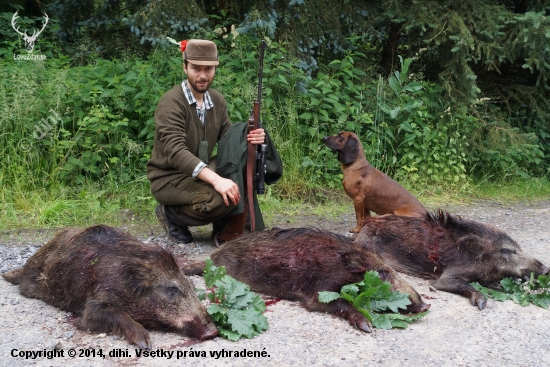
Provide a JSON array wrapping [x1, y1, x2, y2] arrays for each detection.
[[319, 270, 428, 329], [197, 259, 268, 341], [472, 273, 550, 309]]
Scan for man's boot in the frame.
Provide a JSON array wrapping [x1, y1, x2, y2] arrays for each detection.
[[156, 204, 193, 243]]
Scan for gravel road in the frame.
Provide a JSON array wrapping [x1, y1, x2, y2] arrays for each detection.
[[1, 200, 549, 367]]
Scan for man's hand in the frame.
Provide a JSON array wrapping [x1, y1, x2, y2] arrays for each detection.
[[197, 168, 240, 206], [247, 128, 265, 145], [212, 177, 241, 206]]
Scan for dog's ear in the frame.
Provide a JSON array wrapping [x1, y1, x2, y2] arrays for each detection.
[[341, 136, 359, 165]]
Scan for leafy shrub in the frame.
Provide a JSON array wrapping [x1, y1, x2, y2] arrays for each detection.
[[0, 48, 183, 188], [468, 115, 546, 180], [295, 49, 377, 189], [370, 57, 473, 189]]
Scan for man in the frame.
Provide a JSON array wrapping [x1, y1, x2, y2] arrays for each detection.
[[146, 39, 265, 243]]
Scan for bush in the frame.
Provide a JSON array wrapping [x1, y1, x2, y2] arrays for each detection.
[[1, 31, 548, 205]]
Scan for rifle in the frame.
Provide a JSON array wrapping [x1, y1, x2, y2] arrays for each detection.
[[246, 40, 267, 231], [218, 40, 267, 241]]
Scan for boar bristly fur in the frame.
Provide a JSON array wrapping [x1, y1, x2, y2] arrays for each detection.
[[2, 225, 218, 348], [184, 227, 430, 332], [356, 210, 550, 310]]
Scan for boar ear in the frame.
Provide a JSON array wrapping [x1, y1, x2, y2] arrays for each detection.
[[125, 267, 154, 296], [338, 251, 367, 273], [341, 137, 359, 165], [457, 234, 485, 254]]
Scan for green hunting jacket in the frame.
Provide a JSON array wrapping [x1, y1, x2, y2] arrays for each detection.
[[215, 122, 283, 230], [146, 84, 232, 193]]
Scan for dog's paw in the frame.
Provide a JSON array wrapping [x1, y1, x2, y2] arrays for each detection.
[[345, 232, 358, 240]]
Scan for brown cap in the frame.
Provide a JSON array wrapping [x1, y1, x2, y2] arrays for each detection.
[[183, 39, 219, 66]]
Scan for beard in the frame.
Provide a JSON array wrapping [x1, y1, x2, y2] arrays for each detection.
[[188, 77, 213, 94]]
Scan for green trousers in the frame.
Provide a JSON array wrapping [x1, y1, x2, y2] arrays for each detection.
[[152, 158, 236, 226]]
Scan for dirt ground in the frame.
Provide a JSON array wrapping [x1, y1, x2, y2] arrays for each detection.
[[1, 200, 550, 367]]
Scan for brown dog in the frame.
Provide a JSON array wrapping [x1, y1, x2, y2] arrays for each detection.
[[323, 131, 427, 233]]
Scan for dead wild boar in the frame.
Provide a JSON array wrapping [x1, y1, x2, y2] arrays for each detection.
[[356, 210, 550, 310], [2, 225, 218, 348], [184, 227, 430, 332]]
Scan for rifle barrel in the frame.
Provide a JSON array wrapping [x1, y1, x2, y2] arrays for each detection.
[[256, 40, 266, 127]]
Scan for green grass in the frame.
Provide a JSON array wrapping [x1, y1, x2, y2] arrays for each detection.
[[470, 177, 550, 203], [0, 179, 157, 232], [1, 177, 548, 232]]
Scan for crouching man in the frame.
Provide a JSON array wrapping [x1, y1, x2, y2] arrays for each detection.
[[147, 39, 281, 244]]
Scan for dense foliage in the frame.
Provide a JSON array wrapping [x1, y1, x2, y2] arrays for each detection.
[[1, 0, 549, 213]]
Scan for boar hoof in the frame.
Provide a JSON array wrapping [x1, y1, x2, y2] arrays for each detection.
[[345, 307, 372, 332], [123, 322, 152, 350], [356, 319, 372, 333], [470, 293, 487, 310], [135, 338, 151, 351], [348, 314, 372, 333]]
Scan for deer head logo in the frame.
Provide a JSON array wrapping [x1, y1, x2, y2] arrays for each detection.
[[11, 11, 49, 54]]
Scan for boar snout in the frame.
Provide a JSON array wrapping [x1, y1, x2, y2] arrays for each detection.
[[542, 265, 550, 275], [200, 324, 219, 340], [406, 300, 431, 314], [183, 315, 219, 341]]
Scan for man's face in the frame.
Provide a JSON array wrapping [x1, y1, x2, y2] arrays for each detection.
[[184, 62, 216, 94]]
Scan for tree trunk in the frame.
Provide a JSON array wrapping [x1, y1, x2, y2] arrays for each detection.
[[25, 0, 43, 16], [381, 22, 401, 75], [514, 0, 528, 13]]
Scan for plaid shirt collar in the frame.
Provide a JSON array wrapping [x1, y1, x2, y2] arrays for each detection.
[[181, 80, 214, 117]]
